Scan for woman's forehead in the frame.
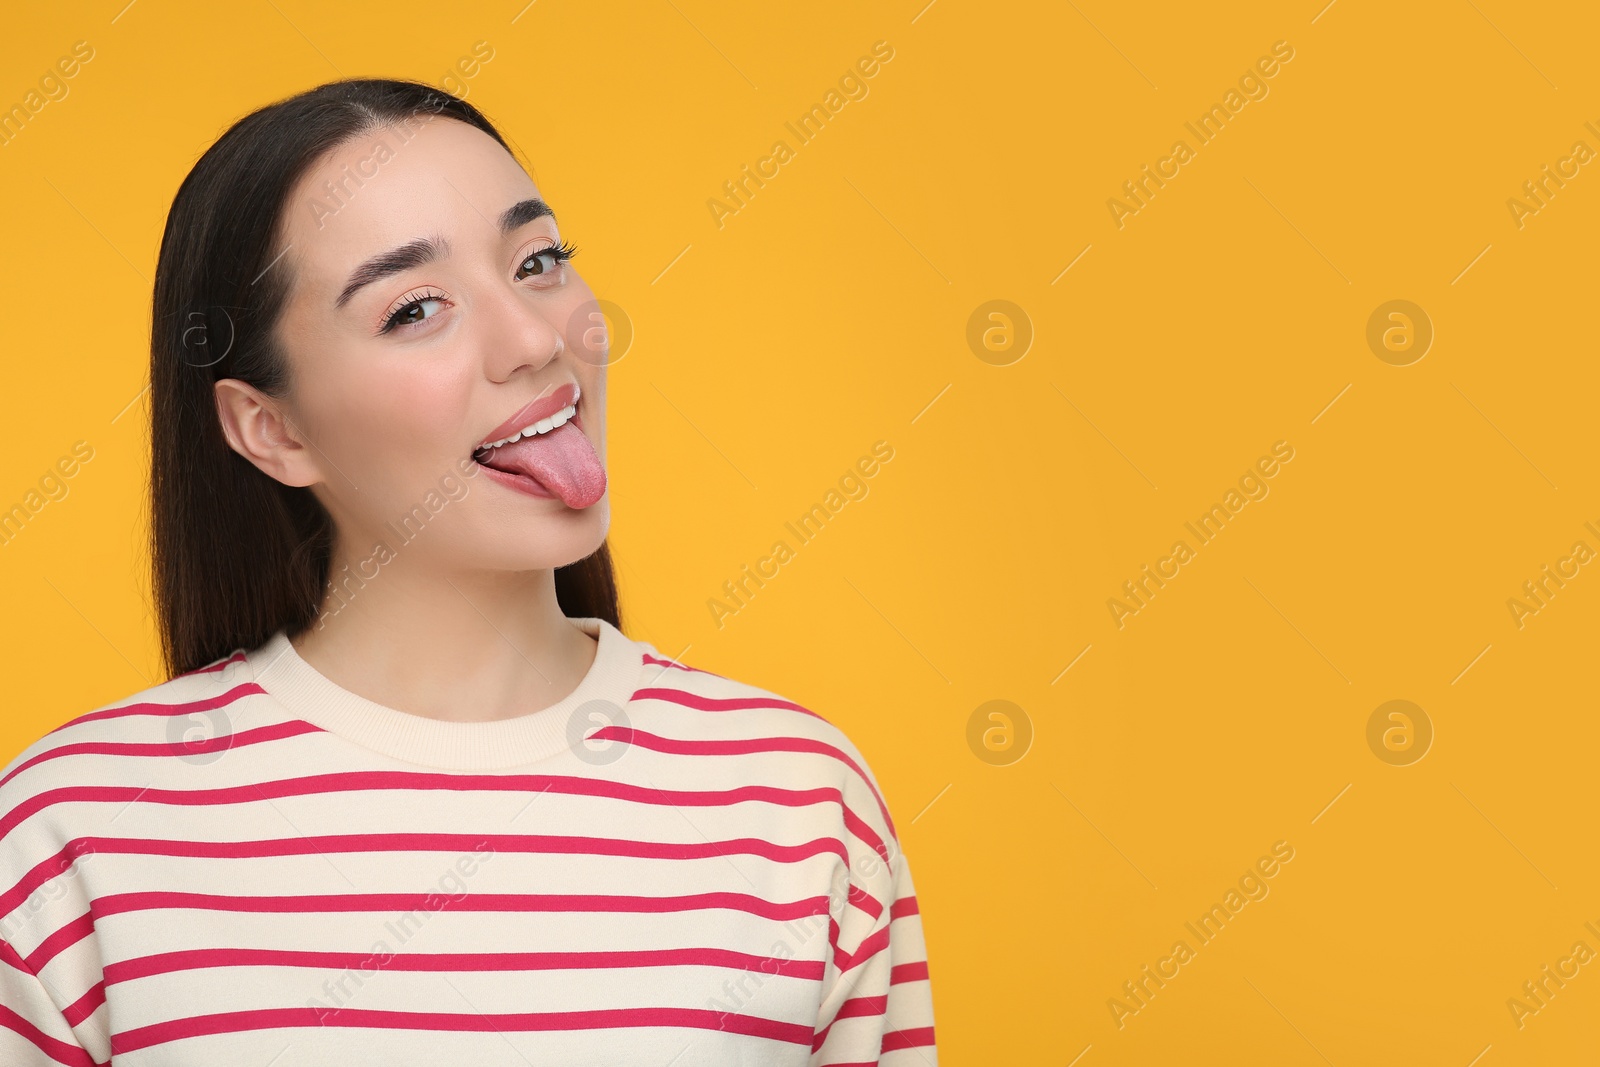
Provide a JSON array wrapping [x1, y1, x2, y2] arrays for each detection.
[[281, 117, 543, 289]]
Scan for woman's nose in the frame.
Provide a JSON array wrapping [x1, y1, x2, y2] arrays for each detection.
[[479, 284, 564, 383]]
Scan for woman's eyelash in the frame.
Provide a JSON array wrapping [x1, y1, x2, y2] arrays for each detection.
[[526, 240, 579, 265], [379, 288, 447, 334]]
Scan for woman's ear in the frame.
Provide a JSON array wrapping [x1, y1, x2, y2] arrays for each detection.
[[213, 378, 321, 488]]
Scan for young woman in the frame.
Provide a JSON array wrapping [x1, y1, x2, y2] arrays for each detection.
[[0, 79, 935, 1065]]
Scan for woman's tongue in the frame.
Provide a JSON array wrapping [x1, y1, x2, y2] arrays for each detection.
[[477, 422, 606, 508]]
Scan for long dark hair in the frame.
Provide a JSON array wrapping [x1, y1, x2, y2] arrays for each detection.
[[149, 78, 620, 679]]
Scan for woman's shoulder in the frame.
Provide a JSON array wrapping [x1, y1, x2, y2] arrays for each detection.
[[632, 646, 866, 750], [0, 648, 258, 810], [627, 644, 900, 838]]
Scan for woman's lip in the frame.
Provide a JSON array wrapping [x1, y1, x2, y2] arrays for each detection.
[[477, 463, 556, 499], [476, 382, 579, 449]]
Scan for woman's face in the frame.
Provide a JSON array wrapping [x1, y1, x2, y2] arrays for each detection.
[[251, 114, 610, 575]]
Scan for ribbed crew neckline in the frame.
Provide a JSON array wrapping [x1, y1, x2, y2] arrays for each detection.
[[243, 616, 646, 770]]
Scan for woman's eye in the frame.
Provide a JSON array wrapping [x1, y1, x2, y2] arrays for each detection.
[[384, 295, 445, 332], [516, 249, 564, 281]]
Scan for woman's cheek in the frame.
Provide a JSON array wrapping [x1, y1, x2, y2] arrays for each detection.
[[370, 361, 473, 443]]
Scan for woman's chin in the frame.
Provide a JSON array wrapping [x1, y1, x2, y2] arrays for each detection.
[[477, 510, 610, 572]]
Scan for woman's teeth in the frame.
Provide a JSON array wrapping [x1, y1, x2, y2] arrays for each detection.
[[480, 404, 576, 450]]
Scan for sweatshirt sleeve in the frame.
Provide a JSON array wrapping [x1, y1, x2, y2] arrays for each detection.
[[0, 944, 98, 1067], [810, 833, 938, 1064]]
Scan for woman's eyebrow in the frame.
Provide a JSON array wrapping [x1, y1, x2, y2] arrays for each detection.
[[335, 235, 447, 309], [498, 196, 556, 234], [333, 200, 557, 310]]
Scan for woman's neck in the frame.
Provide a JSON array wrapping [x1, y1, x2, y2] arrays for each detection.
[[287, 547, 597, 724]]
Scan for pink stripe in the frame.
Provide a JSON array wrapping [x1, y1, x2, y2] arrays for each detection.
[[42, 683, 265, 737], [90, 889, 827, 920], [882, 1025, 936, 1051], [62, 982, 105, 1027], [633, 686, 824, 720], [0, 1004, 103, 1067], [106, 945, 825, 986], [0, 773, 884, 862], [2, 831, 846, 917], [890, 895, 919, 919], [820, 995, 887, 1053], [591, 727, 897, 839], [847, 884, 884, 920], [0, 720, 319, 792], [111, 1005, 812, 1054], [841, 925, 891, 973], [843, 808, 890, 864], [809, 993, 891, 1053], [32, 890, 829, 972], [890, 960, 929, 984], [836, 994, 888, 1020], [0, 939, 27, 969], [23, 913, 94, 972], [1, 844, 105, 918]]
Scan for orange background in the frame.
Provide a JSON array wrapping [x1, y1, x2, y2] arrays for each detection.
[[4, 1, 1600, 1062]]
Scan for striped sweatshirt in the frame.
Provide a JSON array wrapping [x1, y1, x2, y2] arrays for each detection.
[[0, 616, 936, 1065]]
